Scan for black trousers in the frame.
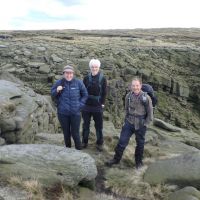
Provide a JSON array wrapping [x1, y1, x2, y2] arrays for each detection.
[[114, 120, 146, 165], [82, 111, 103, 145], [58, 113, 82, 150]]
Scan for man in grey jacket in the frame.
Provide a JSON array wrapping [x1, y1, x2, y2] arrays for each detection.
[[106, 77, 153, 169]]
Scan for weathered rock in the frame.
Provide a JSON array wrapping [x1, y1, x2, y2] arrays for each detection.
[[2, 64, 13, 70], [38, 64, 50, 74], [35, 133, 64, 145], [173, 81, 190, 98], [27, 62, 45, 68], [51, 54, 64, 63], [36, 46, 46, 52], [0, 185, 28, 200], [144, 152, 200, 188], [88, 120, 118, 141], [2, 66, 16, 73], [0, 77, 59, 144], [0, 144, 97, 187], [153, 118, 182, 132], [23, 50, 32, 57], [0, 45, 7, 48], [149, 123, 200, 149], [167, 186, 200, 200], [145, 138, 199, 158], [0, 137, 5, 146], [151, 73, 172, 90]]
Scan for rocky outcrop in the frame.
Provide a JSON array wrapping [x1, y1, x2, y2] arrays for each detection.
[[0, 75, 59, 144], [0, 29, 200, 131], [0, 144, 97, 187], [144, 152, 200, 188]]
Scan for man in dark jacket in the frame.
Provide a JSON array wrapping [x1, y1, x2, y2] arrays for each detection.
[[106, 77, 153, 169], [51, 65, 88, 150], [82, 59, 107, 151]]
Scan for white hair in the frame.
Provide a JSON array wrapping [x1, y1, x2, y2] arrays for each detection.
[[89, 59, 101, 69]]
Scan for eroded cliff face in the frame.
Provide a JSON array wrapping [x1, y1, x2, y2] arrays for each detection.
[[0, 29, 200, 132], [0, 75, 59, 144]]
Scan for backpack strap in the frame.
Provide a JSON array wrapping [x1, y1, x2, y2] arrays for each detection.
[[127, 92, 149, 118], [140, 92, 149, 117], [88, 73, 92, 87], [98, 72, 103, 98], [127, 92, 132, 113], [87, 72, 104, 102]]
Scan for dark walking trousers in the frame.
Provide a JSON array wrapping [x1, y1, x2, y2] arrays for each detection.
[[114, 120, 146, 165], [58, 113, 82, 150], [82, 111, 103, 145]]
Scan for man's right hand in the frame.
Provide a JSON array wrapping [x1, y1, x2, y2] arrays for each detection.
[[57, 86, 63, 93]]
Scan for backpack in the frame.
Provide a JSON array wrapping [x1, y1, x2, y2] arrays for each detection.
[[87, 72, 104, 102], [51, 78, 65, 107], [141, 84, 157, 107], [127, 83, 157, 117]]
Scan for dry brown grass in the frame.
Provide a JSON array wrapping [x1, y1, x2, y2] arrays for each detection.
[[105, 168, 155, 200], [8, 176, 76, 200], [9, 176, 45, 199], [8, 176, 45, 200], [58, 186, 73, 200], [151, 184, 178, 200]]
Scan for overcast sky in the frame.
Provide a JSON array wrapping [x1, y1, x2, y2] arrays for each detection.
[[0, 0, 200, 30]]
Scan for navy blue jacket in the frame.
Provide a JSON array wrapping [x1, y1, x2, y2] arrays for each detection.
[[51, 78, 88, 115]]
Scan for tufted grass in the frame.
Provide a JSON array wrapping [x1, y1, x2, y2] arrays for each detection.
[[8, 176, 74, 200]]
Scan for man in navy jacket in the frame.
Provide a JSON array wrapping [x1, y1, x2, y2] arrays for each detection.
[[51, 65, 88, 150]]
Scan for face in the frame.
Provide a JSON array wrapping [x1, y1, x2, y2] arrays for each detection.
[[131, 80, 142, 95], [90, 64, 100, 76], [64, 71, 74, 81]]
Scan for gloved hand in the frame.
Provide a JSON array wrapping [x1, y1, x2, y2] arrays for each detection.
[[57, 86, 63, 93]]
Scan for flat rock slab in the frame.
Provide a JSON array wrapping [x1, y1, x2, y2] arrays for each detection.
[[144, 152, 200, 188], [0, 144, 97, 188], [167, 186, 200, 200]]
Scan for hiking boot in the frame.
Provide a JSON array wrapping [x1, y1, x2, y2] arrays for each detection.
[[105, 159, 120, 167], [135, 162, 143, 170], [96, 144, 103, 152], [82, 143, 88, 149]]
